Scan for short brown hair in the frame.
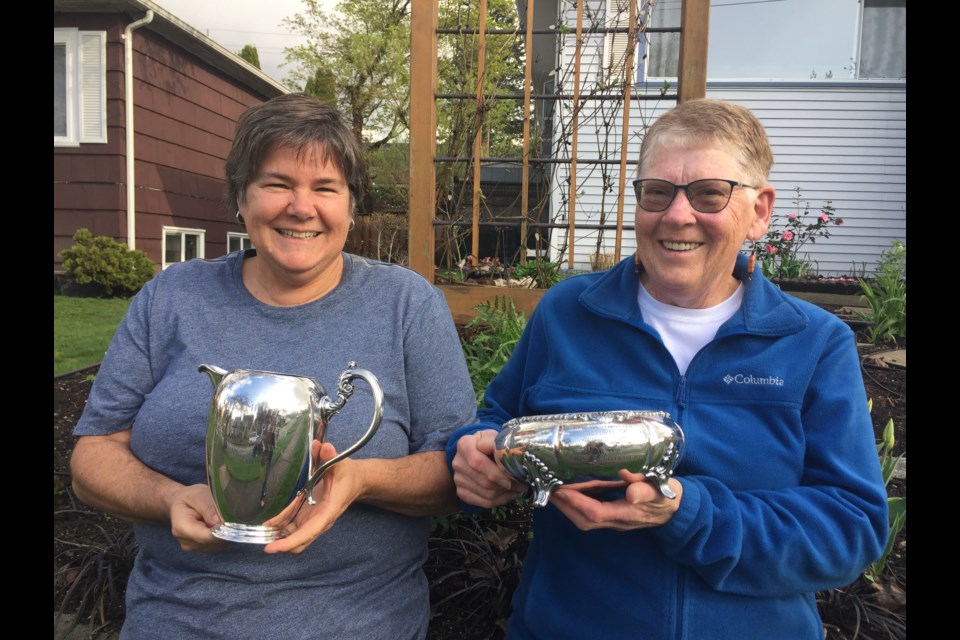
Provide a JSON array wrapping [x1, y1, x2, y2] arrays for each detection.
[[225, 93, 365, 209], [638, 99, 774, 186]]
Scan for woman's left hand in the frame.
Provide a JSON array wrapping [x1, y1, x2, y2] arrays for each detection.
[[549, 470, 683, 532], [263, 441, 362, 554]]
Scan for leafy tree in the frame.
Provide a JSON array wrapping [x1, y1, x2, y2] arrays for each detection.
[[437, 0, 524, 162], [283, 0, 410, 151], [281, 0, 526, 222], [237, 44, 261, 69], [303, 67, 338, 106], [282, 0, 525, 157], [435, 0, 525, 220]]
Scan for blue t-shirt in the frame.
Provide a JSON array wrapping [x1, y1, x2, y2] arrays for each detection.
[[75, 250, 477, 639]]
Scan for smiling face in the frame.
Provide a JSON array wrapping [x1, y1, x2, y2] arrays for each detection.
[[239, 143, 353, 305], [635, 143, 775, 308]]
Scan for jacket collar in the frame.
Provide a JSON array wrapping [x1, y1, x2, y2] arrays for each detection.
[[579, 253, 808, 337]]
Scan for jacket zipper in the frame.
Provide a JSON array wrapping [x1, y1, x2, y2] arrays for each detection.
[[675, 374, 687, 425]]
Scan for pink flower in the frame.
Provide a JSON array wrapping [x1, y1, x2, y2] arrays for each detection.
[[765, 244, 777, 255], [781, 231, 794, 242], [820, 214, 829, 223], [788, 213, 798, 221], [835, 219, 844, 225]]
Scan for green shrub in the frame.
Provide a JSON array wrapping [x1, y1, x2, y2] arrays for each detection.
[[59, 229, 156, 296], [365, 144, 409, 210], [758, 188, 844, 280], [863, 400, 906, 583], [511, 258, 563, 289], [856, 241, 906, 344], [461, 297, 528, 406]]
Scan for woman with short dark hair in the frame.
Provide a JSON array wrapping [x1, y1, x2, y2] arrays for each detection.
[[71, 93, 477, 639]]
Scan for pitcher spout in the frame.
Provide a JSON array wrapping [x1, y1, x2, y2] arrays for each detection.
[[198, 364, 228, 388]]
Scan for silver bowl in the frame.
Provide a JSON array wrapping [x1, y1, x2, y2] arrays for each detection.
[[494, 410, 684, 507]]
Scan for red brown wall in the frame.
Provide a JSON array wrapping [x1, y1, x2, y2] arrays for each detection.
[[53, 11, 282, 270]]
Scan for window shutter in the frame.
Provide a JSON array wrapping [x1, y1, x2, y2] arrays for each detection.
[[604, 0, 632, 82], [79, 31, 107, 143]]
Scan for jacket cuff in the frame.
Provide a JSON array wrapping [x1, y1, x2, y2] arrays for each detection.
[[650, 477, 703, 550], [445, 421, 503, 513]]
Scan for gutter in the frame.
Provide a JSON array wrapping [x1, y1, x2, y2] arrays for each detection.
[[123, 9, 154, 250]]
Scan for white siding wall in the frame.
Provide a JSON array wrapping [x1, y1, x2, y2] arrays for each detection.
[[706, 85, 906, 276], [547, 6, 906, 275]]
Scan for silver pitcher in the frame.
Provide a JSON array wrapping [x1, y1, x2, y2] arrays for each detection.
[[199, 362, 383, 543], [494, 410, 685, 507]]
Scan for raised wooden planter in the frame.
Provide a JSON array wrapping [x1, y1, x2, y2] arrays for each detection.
[[771, 277, 862, 296], [438, 284, 545, 325]]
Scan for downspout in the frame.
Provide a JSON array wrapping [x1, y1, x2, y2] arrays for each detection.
[[123, 10, 154, 250]]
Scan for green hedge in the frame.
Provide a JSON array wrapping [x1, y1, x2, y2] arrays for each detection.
[[59, 229, 156, 296]]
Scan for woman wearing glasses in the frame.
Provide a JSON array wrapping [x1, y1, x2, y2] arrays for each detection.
[[447, 99, 888, 639]]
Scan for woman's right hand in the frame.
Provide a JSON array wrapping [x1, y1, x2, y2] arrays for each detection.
[[451, 429, 525, 508], [169, 484, 230, 553]]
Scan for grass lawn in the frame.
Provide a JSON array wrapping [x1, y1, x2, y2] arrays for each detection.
[[54, 295, 132, 376]]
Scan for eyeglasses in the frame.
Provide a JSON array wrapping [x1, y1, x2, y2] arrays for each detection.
[[632, 178, 758, 214]]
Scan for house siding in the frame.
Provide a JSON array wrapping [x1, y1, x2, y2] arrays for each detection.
[[53, 10, 284, 270]]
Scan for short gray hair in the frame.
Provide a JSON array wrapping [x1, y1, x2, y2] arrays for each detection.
[[638, 99, 774, 186]]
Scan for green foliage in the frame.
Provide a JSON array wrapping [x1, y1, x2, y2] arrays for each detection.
[[281, 0, 528, 222], [758, 188, 844, 280], [863, 405, 906, 583], [511, 258, 563, 289], [434, 0, 526, 241], [54, 296, 132, 375], [436, 0, 525, 159], [461, 297, 527, 405], [283, 0, 410, 149], [59, 228, 156, 296], [856, 241, 906, 345], [435, 266, 466, 283], [303, 67, 338, 106], [237, 44, 261, 69], [366, 143, 409, 209]]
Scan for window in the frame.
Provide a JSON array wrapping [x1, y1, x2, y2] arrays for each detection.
[[634, 0, 905, 82], [227, 232, 253, 254], [54, 28, 107, 146], [857, 0, 906, 79], [163, 227, 205, 269], [639, 0, 679, 80]]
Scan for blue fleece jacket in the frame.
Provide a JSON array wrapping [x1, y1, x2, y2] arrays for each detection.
[[446, 254, 888, 640]]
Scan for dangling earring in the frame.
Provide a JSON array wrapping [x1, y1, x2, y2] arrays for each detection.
[[747, 241, 757, 280], [634, 251, 641, 275], [236, 211, 244, 226], [348, 218, 356, 232]]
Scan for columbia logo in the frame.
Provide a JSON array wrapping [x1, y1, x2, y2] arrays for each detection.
[[724, 373, 785, 386]]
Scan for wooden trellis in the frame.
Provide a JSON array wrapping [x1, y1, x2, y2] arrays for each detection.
[[409, 0, 709, 324]]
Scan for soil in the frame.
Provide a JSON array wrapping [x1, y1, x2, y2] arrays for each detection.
[[53, 325, 906, 640]]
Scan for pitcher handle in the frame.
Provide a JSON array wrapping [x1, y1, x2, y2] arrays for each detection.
[[302, 364, 384, 501]]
